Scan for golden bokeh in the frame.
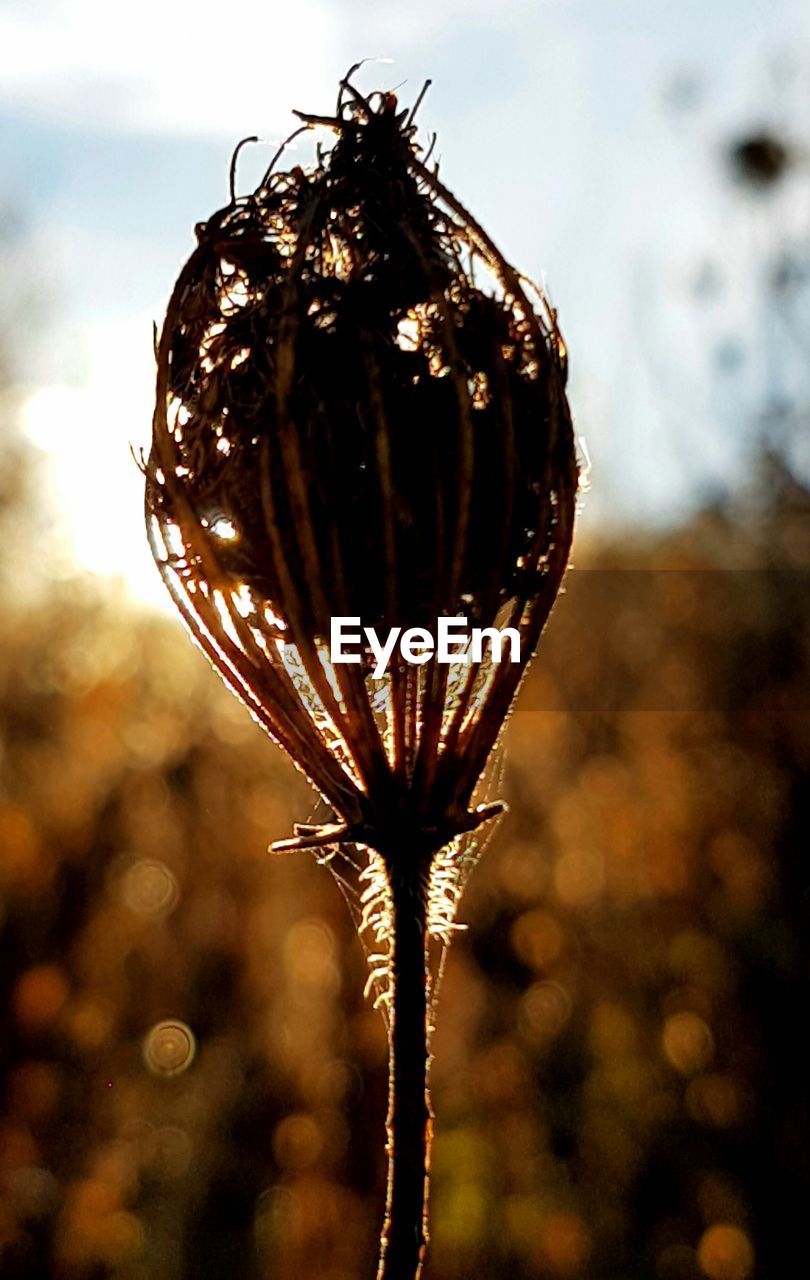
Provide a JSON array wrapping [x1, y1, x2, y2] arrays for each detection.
[[142, 1020, 196, 1077], [697, 1224, 754, 1280]]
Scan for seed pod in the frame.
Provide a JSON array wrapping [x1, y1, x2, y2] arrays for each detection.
[[145, 79, 578, 857], [728, 131, 792, 189]]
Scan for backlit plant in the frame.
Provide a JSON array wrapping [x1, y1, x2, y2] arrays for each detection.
[[144, 71, 577, 1280]]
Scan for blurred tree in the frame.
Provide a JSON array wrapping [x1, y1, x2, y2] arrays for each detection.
[[650, 50, 810, 514]]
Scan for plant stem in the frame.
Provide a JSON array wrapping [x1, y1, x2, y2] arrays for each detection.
[[377, 869, 432, 1280]]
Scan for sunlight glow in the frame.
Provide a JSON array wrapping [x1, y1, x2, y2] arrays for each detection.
[[22, 346, 169, 607], [210, 516, 238, 540]]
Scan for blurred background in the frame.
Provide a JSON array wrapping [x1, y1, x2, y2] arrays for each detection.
[[1, 2, 809, 1277]]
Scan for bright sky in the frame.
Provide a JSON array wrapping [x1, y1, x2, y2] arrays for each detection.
[[1, 0, 809, 603]]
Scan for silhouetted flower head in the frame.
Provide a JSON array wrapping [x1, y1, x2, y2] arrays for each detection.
[[145, 78, 578, 855]]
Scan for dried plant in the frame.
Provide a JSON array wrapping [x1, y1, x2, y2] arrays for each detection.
[[144, 71, 577, 1280]]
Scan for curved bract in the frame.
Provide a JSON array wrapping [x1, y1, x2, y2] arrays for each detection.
[[145, 80, 578, 862]]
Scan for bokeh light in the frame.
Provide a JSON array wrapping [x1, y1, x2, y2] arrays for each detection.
[[697, 1224, 754, 1280], [142, 1021, 196, 1077]]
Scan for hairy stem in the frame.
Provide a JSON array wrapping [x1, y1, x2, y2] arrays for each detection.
[[377, 869, 432, 1280]]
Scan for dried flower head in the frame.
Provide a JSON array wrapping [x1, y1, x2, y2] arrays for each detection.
[[145, 73, 579, 1280], [145, 76, 577, 864]]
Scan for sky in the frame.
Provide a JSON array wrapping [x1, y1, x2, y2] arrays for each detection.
[[1, 0, 809, 603]]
